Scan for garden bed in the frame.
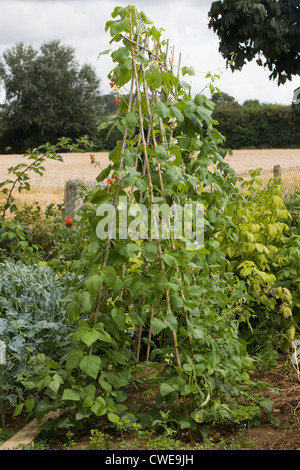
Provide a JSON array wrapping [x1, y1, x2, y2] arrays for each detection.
[[0, 5, 300, 455], [1, 355, 299, 451]]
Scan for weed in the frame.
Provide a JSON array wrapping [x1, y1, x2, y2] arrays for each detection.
[[89, 429, 112, 450], [144, 434, 183, 450], [0, 427, 14, 445], [63, 431, 77, 450]]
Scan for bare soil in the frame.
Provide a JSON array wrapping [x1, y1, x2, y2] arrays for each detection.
[[221, 357, 300, 451], [72, 357, 300, 451]]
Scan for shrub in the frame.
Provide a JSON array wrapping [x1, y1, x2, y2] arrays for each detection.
[[218, 171, 300, 357], [0, 202, 87, 270], [285, 185, 300, 235]]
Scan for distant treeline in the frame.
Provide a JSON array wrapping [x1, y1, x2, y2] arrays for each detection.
[[1, 89, 299, 153], [211, 93, 300, 149], [0, 41, 298, 153]]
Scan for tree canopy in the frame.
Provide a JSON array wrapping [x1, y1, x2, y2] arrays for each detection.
[[208, 0, 300, 85], [0, 40, 101, 152]]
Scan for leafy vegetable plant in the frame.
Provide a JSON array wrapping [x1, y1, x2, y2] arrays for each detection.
[[0, 260, 73, 424]]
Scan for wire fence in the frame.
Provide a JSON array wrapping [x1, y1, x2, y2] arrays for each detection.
[[235, 165, 300, 201], [64, 165, 300, 216]]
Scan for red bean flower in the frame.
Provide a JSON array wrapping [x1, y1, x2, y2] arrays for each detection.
[[114, 96, 120, 105], [65, 216, 72, 227], [90, 154, 95, 164], [108, 179, 113, 185]]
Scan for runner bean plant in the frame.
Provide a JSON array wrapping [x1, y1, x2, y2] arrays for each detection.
[[17, 5, 292, 436]]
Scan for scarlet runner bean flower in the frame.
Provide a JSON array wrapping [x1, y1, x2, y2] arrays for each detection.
[[110, 78, 118, 90], [90, 154, 95, 164], [114, 96, 120, 105], [65, 216, 72, 227], [107, 179, 113, 185]]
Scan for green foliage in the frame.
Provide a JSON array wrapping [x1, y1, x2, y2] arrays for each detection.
[[211, 93, 300, 149], [0, 260, 73, 425], [0, 137, 91, 270], [286, 185, 300, 234], [229, 404, 262, 427], [208, 0, 300, 85], [13, 5, 260, 434], [218, 171, 300, 355], [144, 434, 182, 450], [1, 202, 86, 268], [92, 122, 123, 151], [89, 429, 112, 450], [0, 427, 15, 445], [90, 93, 125, 151], [1, 4, 299, 441], [0, 203, 84, 268], [0, 41, 101, 152]]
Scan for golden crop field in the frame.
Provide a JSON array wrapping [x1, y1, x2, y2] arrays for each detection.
[[0, 148, 299, 209], [0, 152, 110, 209]]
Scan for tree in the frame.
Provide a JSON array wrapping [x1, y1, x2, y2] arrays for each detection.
[[211, 91, 236, 107], [0, 40, 101, 152], [243, 99, 261, 108], [208, 0, 300, 85]]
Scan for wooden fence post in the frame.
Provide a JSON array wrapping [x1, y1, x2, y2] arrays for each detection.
[[64, 179, 103, 217], [64, 180, 79, 217], [273, 164, 282, 182]]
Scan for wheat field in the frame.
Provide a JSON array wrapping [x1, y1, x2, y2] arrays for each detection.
[[0, 152, 110, 208], [0, 148, 299, 209]]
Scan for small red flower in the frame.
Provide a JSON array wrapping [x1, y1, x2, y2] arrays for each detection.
[[65, 216, 72, 227], [114, 175, 118, 182], [90, 154, 95, 164], [114, 96, 120, 105], [110, 82, 115, 88], [108, 179, 113, 185]]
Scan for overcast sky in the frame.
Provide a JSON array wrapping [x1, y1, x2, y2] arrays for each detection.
[[0, 0, 298, 105]]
